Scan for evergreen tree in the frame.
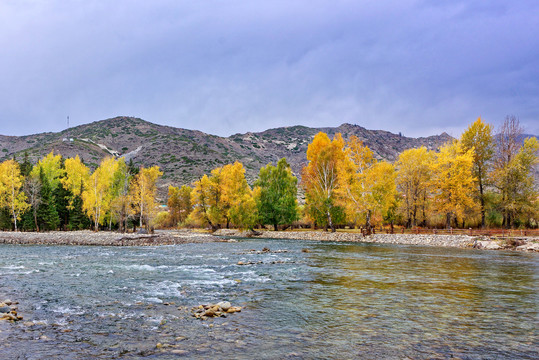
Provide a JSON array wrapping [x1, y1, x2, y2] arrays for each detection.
[[0, 208, 11, 230], [53, 184, 71, 230], [21, 208, 36, 231], [68, 194, 91, 230], [37, 168, 60, 231], [128, 159, 139, 176], [19, 152, 33, 177]]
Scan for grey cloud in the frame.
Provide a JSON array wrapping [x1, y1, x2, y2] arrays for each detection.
[[0, 0, 537, 138]]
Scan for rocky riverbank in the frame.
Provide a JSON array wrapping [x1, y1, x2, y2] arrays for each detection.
[[0, 299, 22, 323], [213, 229, 539, 252], [0, 230, 219, 246]]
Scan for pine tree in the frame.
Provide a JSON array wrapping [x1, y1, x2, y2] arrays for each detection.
[[37, 168, 60, 231]]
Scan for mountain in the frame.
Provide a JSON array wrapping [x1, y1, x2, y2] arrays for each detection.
[[0, 116, 453, 187]]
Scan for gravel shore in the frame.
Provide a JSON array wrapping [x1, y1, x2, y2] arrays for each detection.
[[0, 230, 218, 246], [1, 229, 537, 251], [213, 229, 539, 252]]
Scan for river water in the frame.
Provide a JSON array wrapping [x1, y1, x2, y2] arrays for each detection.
[[0, 239, 537, 359]]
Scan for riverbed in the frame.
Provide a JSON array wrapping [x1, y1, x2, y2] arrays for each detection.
[[1, 239, 537, 359]]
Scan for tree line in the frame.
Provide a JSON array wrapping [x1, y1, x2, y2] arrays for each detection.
[[0, 153, 162, 232], [164, 116, 537, 231], [300, 116, 537, 231], [0, 116, 537, 232]]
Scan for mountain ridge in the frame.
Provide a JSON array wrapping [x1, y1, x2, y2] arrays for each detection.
[[0, 116, 454, 187]]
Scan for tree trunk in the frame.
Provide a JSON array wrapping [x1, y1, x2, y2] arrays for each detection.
[[446, 212, 452, 229], [273, 223, 278, 231], [34, 208, 39, 232], [365, 209, 372, 236], [479, 179, 485, 228], [326, 210, 335, 232]]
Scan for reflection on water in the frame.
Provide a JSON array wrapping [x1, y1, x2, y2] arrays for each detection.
[[0, 240, 537, 359]]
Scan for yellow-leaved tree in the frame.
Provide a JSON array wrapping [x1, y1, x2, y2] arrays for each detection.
[[109, 159, 131, 232], [129, 165, 163, 230], [0, 159, 30, 231], [492, 136, 539, 227], [460, 117, 494, 227], [302, 132, 346, 232], [167, 185, 192, 227], [221, 162, 257, 230], [30, 151, 64, 192], [337, 136, 375, 228], [82, 157, 122, 230], [190, 162, 256, 230], [364, 160, 398, 229], [337, 136, 397, 232], [191, 174, 220, 229], [61, 155, 90, 208], [395, 147, 434, 227], [430, 141, 477, 228]]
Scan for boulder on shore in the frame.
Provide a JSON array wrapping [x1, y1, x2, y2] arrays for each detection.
[[191, 302, 242, 320]]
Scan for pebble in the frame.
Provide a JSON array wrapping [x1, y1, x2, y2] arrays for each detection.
[[170, 349, 189, 355]]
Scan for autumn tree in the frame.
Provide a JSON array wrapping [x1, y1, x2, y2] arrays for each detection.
[[430, 141, 477, 228], [460, 117, 495, 227], [0, 160, 30, 231], [191, 174, 220, 229], [302, 132, 346, 232], [337, 136, 375, 229], [22, 172, 41, 231], [254, 158, 299, 231], [190, 162, 256, 230], [395, 147, 434, 227], [82, 157, 121, 230], [30, 151, 63, 192], [110, 159, 132, 232], [364, 161, 398, 229], [492, 116, 539, 227], [493, 135, 538, 227], [129, 165, 163, 230], [167, 185, 192, 227], [62, 156, 90, 205], [59, 156, 91, 230]]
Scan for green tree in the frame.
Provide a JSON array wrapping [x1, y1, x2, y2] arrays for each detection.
[[254, 158, 299, 231], [37, 167, 60, 231], [19, 151, 32, 177]]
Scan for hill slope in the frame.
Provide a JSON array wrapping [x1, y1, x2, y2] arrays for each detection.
[[0, 116, 453, 186]]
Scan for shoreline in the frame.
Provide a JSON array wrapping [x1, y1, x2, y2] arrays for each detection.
[[0, 230, 218, 246], [213, 229, 539, 252], [0, 229, 538, 252]]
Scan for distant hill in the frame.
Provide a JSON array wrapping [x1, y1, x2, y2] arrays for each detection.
[[0, 116, 453, 188]]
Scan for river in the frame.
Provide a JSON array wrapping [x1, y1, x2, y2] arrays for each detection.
[[1, 239, 537, 359]]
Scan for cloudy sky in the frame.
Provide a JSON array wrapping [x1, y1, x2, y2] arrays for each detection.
[[1, 0, 538, 138]]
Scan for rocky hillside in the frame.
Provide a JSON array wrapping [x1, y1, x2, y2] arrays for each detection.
[[0, 116, 452, 187]]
